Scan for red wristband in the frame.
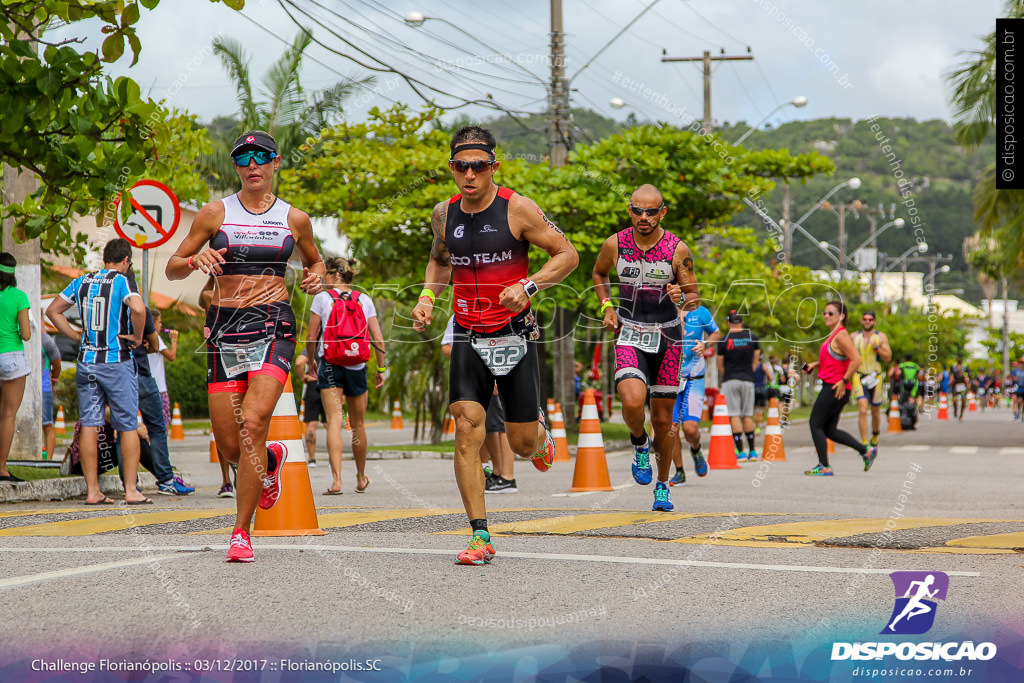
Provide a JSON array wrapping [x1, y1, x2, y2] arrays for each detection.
[[187, 255, 198, 271]]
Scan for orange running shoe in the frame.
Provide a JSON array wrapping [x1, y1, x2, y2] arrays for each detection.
[[455, 531, 495, 566]]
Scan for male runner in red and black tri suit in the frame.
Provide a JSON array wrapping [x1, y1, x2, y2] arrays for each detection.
[[411, 125, 579, 566], [593, 184, 699, 513]]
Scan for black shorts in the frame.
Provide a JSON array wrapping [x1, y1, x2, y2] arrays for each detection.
[[205, 302, 296, 393], [485, 394, 506, 433], [754, 385, 768, 407], [302, 381, 325, 423], [449, 318, 540, 424], [317, 362, 368, 398]]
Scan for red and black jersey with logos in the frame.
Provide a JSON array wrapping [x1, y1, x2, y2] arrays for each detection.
[[209, 194, 295, 277], [445, 186, 529, 333]]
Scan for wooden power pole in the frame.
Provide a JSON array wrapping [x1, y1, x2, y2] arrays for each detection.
[[660, 49, 754, 134]]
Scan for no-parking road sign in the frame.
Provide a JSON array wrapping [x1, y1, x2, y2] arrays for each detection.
[[114, 180, 181, 249]]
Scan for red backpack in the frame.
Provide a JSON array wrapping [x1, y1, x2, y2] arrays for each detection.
[[322, 290, 371, 366]]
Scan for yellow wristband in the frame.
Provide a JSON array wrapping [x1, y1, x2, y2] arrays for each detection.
[[419, 289, 435, 302], [600, 299, 614, 314]]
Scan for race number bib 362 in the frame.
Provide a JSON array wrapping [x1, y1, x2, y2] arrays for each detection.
[[617, 322, 661, 354], [471, 334, 527, 377], [221, 339, 271, 378]]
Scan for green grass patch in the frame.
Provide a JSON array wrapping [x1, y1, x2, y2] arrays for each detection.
[[7, 465, 64, 481]]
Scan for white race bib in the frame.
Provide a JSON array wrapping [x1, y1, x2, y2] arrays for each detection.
[[617, 322, 661, 354], [860, 372, 879, 390], [221, 339, 271, 378], [471, 334, 528, 377], [955, 383, 967, 393]]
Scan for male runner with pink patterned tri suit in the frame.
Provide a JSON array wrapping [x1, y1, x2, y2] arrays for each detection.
[[592, 184, 699, 513]]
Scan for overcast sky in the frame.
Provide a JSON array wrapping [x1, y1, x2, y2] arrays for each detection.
[[51, 0, 1004, 132]]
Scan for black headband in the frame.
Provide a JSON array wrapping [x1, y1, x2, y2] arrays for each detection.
[[451, 142, 495, 160]]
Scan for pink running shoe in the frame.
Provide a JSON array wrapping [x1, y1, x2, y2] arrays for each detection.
[[226, 528, 254, 563], [258, 441, 287, 510]]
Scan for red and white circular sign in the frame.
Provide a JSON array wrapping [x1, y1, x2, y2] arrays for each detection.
[[114, 180, 181, 250]]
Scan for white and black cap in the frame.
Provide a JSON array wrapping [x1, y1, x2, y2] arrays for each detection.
[[230, 130, 277, 156]]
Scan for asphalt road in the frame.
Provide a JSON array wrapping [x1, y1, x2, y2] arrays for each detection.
[[0, 405, 1021, 681]]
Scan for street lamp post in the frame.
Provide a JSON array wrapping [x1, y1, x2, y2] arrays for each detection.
[[852, 217, 904, 301], [924, 264, 951, 308], [732, 95, 808, 146], [785, 177, 861, 266], [885, 243, 928, 314]]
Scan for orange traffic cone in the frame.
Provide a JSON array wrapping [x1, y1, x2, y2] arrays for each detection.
[[567, 389, 613, 492], [827, 439, 835, 454], [968, 392, 977, 412], [887, 396, 902, 433], [442, 410, 455, 434], [299, 400, 305, 423], [170, 403, 185, 441], [55, 406, 66, 436], [762, 397, 786, 462], [937, 392, 949, 420], [551, 403, 570, 462], [546, 398, 555, 424], [708, 393, 740, 469], [391, 401, 404, 430], [700, 397, 709, 424], [344, 407, 351, 432], [209, 431, 219, 463], [253, 380, 325, 537]]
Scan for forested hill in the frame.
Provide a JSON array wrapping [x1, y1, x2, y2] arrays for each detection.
[[485, 112, 995, 303]]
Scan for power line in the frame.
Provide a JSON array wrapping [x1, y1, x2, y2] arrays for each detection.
[[680, 1, 747, 50]]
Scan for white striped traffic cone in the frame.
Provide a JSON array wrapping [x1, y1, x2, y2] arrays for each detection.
[[170, 403, 185, 441], [567, 389, 613, 491]]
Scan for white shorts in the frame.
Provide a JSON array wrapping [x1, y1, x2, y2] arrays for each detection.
[[0, 350, 30, 381]]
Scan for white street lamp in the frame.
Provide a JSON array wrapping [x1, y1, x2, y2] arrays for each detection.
[[609, 97, 626, 109], [403, 11, 426, 26], [733, 95, 809, 146], [787, 178, 862, 268]]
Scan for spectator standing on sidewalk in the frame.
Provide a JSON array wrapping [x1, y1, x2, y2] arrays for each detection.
[[148, 310, 178, 427], [717, 311, 766, 462], [0, 253, 31, 482], [41, 330, 62, 462], [295, 348, 324, 467]]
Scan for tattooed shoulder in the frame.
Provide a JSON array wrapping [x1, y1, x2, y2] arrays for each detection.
[[430, 202, 451, 266]]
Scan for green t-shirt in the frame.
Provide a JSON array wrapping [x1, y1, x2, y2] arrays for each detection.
[[0, 287, 30, 353]]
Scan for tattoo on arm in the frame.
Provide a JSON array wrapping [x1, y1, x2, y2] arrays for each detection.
[[430, 204, 451, 267], [682, 256, 694, 273], [537, 208, 569, 241]]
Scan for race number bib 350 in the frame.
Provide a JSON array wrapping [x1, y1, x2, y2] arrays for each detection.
[[471, 334, 527, 377], [221, 339, 271, 378], [618, 322, 661, 354]]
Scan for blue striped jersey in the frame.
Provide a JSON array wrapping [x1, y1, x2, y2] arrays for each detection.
[[59, 269, 140, 364]]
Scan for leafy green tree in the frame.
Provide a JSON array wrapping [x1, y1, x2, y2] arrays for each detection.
[[0, 0, 239, 249], [205, 30, 372, 192]]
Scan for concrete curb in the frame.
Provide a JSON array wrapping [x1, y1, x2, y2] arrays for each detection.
[[0, 471, 194, 503]]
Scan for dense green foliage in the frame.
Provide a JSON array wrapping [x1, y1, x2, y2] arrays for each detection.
[[0, 0, 237, 255]]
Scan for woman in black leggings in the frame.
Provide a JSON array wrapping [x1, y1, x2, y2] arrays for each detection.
[[802, 300, 877, 476]]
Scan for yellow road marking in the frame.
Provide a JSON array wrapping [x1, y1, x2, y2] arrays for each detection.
[[944, 531, 1024, 550], [669, 518, 1015, 545], [0, 508, 85, 518], [0, 509, 233, 537], [437, 511, 781, 536], [906, 547, 1015, 555], [192, 507, 469, 536]]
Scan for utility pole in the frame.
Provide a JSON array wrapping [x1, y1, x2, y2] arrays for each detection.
[[2, 22, 42, 461], [548, 0, 575, 427], [548, 0, 570, 168], [781, 183, 792, 264], [660, 48, 754, 133], [837, 203, 847, 280], [1002, 276, 1010, 381]]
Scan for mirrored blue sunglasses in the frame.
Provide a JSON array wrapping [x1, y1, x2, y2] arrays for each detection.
[[232, 150, 278, 166]]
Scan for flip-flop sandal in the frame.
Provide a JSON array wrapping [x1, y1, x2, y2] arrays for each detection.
[[84, 496, 115, 505], [323, 488, 343, 496], [125, 497, 153, 505], [355, 475, 371, 493]]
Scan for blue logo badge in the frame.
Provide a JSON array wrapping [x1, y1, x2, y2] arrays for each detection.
[[881, 571, 949, 635]]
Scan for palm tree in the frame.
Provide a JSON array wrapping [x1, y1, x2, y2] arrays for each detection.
[[204, 29, 373, 192], [947, 1, 1024, 260]]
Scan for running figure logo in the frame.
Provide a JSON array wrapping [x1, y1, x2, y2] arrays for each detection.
[[881, 571, 949, 635]]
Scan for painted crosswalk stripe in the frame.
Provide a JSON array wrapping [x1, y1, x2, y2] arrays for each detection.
[[949, 446, 978, 454], [671, 517, 1017, 547], [898, 445, 930, 452], [0, 509, 233, 537], [438, 511, 795, 536], [999, 447, 1024, 455], [191, 507, 468, 535]]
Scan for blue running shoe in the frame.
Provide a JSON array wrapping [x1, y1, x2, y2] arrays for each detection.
[[735, 451, 748, 463], [746, 449, 759, 462], [691, 447, 708, 477], [804, 464, 834, 476], [863, 446, 878, 472], [631, 439, 652, 485], [652, 481, 674, 511], [668, 470, 686, 487]]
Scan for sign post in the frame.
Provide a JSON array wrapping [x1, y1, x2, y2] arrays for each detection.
[[113, 180, 181, 304]]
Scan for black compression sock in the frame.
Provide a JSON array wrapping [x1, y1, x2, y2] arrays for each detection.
[[470, 518, 488, 534], [745, 432, 756, 451], [266, 446, 277, 473], [690, 445, 701, 455], [732, 433, 744, 452], [630, 431, 649, 447]]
